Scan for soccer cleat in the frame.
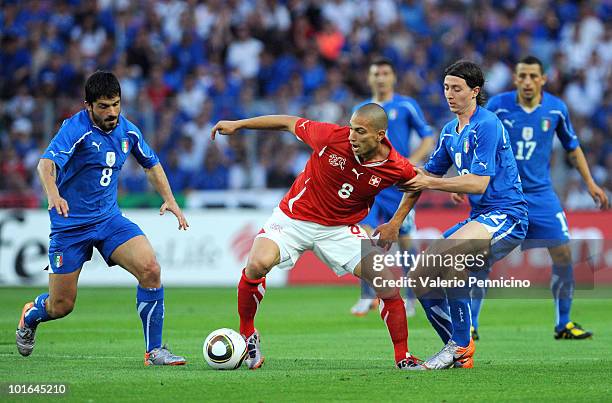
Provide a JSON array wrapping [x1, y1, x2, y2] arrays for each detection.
[[350, 298, 379, 316], [421, 339, 476, 370], [554, 322, 593, 340], [397, 353, 425, 370], [16, 302, 37, 357], [471, 325, 480, 341], [244, 329, 265, 369], [452, 339, 475, 368], [144, 344, 186, 366], [405, 298, 416, 318]]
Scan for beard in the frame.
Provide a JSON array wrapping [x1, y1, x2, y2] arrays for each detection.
[[91, 110, 119, 132]]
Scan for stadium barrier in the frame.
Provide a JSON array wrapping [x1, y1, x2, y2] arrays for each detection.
[[1, 209, 610, 287], [0, 209, 285, 287]]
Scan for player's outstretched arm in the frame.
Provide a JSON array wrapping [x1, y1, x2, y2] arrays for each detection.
[[210, 115, 301, 140], [567, 147, 609, 210], [144, 163, 189, 230], [37, 158, 69, 217], [400, 169, 489, 195]]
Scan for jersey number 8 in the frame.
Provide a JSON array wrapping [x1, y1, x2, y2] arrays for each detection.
[[338, 183, 354, 199], [100, 168, 113, 186]]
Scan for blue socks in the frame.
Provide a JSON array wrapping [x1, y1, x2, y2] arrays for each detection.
[[469, 269, 490, 331], [24, 293, 51, 327], [447, 295, 472, 347], [136, 285, 164, 352], [418, 293, 452, 344], [551, 264, 574, 331]]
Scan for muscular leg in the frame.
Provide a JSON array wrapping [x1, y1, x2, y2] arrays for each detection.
[[549, 244, 573, 330], [111, 235, 165, 353], [412, 221, 490, 347], [24, 269, 81, 326], [238, 237, 280, 337]]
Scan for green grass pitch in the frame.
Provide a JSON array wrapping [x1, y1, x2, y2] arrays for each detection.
[[1, 286, 611, 402]]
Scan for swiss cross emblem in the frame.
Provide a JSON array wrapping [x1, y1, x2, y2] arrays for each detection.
[[369, 175, 381, 187]]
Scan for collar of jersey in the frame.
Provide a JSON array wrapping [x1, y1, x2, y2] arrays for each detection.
[[453, 105, 481, 135], [514, 90, 543, 114]]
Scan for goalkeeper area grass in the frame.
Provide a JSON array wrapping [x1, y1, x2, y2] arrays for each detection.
[[1, 286, 611, 401]]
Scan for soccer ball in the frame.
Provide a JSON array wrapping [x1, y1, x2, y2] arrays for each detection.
[[203, 328, 248, 370]]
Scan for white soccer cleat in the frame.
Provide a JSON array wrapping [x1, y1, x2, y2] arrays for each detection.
[[244, 329, 265, 370], [421, 339, 475, 370], [350, 298, 379, 316]]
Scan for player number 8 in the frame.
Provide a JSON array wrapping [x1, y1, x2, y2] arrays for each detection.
[[338, 183, 354, 199], [100, 167, 113, 187]]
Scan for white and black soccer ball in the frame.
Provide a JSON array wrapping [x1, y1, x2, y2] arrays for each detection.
[[203, 328, 247, 370]]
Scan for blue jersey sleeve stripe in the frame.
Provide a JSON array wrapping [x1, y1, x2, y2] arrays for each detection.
[[59, 130, 92, 155], [431, 133, 452, 157], [399, 101, 433, 137], [127, 130, 154, 159], [492, 108, 510, 115], [549, 110, 577, 140]]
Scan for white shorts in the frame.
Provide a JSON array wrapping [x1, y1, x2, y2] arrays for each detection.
[[256, 208, 369, 276]]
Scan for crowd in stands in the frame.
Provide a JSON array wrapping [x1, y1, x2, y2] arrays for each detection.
[[0, 0, 610, 209]]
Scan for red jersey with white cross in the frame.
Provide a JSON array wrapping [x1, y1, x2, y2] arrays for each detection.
[[278, 118, 416, 226]]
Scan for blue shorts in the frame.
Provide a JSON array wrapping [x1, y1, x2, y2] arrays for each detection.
[[48, 213, 144, 274], [361, 199, 416, 236], [443, 210, 529, 264], [522, 191, 570, 249]]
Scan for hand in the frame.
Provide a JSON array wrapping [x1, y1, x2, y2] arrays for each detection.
[[372, 222, 400, 250], [587, 182, 609, 210], [398, 173, 432, 192], [210, 120, 242, 140], [450, 192, 465, 205], [160, 200, 189, 230], [48, 194, 69, 217]]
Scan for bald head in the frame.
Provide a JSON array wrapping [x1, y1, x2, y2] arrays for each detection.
[[353, 103, 388, 132]]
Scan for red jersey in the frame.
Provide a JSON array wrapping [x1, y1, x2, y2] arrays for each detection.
[[278, 118, 416, 226]]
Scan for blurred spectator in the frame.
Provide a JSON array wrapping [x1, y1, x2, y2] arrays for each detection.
[[189, 142, 229, 190], [163, 149, 192, 193], [226, 26, 263, 79]]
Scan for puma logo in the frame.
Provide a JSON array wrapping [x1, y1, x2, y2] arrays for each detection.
[[352, 168, 363, 179], [298, 120, 310, 130], [92, 141, 101, 151], [503, 119, 515, 128], [479, 162, 488, 169]]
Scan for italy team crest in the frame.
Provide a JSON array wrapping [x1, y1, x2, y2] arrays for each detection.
[[463, 139, 469, 154], [54, 252, 63, 268], [121, 138, 129, 153], [106, 151, 116, 167], [541, 118, 551, 132]]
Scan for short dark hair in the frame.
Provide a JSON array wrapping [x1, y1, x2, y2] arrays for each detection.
[[370, 57, 395, 74], [444, 60, 486, 106], [354, 102, 388, 131], [85, 71, 121, 104], [517, 55, 544, 74]]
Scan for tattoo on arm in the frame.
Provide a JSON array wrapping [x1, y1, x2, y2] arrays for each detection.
[[568, 153, 578, 167], [50, 163, 56, 178]]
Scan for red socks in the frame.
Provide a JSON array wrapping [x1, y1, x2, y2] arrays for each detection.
[[380, 297, 409, 363], [237, 269, 266, 338]]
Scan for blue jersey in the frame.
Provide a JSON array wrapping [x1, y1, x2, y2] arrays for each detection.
[[42, 110, 159, 232], [486, 91, 579, 193], [424, 106, 527, 219], [354, 94, 433, 205]]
